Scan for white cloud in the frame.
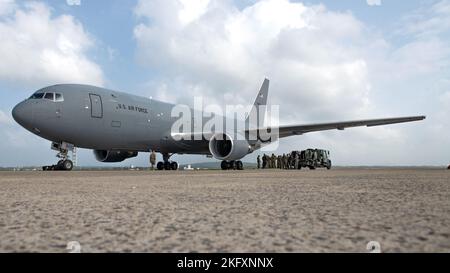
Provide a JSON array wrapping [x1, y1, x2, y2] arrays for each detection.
[[398, 0, 450, 38], [0, 0, 15, 16], [441, 91, 450, 106], [0, 110, 13, 125], [366, 0, 381, 6], [66, 0, 81, 6], [178, 0, 209, 25], [0, 1, 103, 87], [134, 0, 372, 121]]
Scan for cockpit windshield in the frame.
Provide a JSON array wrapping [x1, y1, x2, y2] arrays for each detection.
[[55, 93, 63, 102], [44, 93, 54, 100], [29, 92, 64, 102], [29, 93, 45, 99]]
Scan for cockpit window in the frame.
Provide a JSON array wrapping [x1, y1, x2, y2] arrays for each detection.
[[55, 93, 64, 102], [29, 92, 64, 102], [29, 93, 45, 99], [44, 93, 54, 101]]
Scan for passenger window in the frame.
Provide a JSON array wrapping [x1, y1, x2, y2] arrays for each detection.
[[29, 93, 45, 99], [55, 93, 64, 102], [44, 93, 54, 101]]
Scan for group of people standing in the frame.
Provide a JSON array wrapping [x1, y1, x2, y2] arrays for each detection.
[[257, 153, 299, 170]]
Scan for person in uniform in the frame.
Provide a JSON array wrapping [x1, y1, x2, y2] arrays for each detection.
[[281, 154, 286, 169], [294, 152, 299, 170], [277, 155, 282, 169], [271, 154, 277, 169], [257, 155, 261, 169], [150, 150, 156, 170], [262, 154, 267, 169]]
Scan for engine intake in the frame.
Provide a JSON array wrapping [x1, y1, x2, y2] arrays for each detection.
[[94, 150, 138, 163], [208, 133, 250, 161]]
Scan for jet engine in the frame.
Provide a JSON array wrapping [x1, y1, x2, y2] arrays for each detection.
[[208, 133, 251, 161], [94, 150, 138, 163]]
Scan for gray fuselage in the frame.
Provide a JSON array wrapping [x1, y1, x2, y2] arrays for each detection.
[[12, 84, 210, 155]]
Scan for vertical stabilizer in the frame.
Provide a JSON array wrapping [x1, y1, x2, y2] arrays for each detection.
[[246, 78, 269, 127]]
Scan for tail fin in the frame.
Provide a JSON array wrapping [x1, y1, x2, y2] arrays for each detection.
[[246, 78, 269, 127]]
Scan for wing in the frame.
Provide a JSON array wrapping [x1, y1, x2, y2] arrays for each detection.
[[171, 116, 425, 142], [251, 116, 426, 139]]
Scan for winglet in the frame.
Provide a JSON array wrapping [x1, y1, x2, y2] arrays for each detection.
[[246, 78, 269, 127]]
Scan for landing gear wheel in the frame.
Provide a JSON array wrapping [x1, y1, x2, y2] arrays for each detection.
[[42, 142, 76, 171], [170, 162, 178, 170], [55, 160, 64, 171], [230, 161, 236, 170], [221, 160, 244, 170], [164, 162, 171, 170], [221, 161, 230, 170], [236, 161, 244, 170], [157, 162, 164, 170], [62, 160, 73, 171], [156, 160, 178, 171]]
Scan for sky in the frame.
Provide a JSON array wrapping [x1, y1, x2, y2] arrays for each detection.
[[0, 0, 449, 167]]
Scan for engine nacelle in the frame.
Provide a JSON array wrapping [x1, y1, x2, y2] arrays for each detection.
[[94, 150, 138, 163], [208, 133, 251, 161]]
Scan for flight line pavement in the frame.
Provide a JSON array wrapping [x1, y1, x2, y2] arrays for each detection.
[[0, 168, 449, 252]]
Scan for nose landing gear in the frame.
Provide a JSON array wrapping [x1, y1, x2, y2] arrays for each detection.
[[42, 142, 75, 171]]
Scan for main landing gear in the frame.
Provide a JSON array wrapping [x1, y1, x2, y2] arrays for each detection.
[[42, 142, 74, 171], [156, 153, 178, 171], [221, 160, 244, 170]]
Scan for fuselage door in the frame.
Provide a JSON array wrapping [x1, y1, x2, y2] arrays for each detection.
[[89, 94, 103, 118]]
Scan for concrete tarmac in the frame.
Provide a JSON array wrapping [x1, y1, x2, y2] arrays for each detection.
[[0, 169, 449, 252]]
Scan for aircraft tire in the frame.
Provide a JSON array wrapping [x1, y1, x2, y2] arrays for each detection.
[[236, 161, 244, 170], [62, 160, 73, 171], [56, 160, 64, 171], [229, 161, 236, 170], [170, 162, 178, 170], [221, 161, 229, 170], [164, 162, 171, 170], [156, 162, 164, 170]]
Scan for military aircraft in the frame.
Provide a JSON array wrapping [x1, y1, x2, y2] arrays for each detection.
[[12, 79, 425, 171]]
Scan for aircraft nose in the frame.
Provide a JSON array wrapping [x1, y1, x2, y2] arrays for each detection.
[[12, 101, 33, 128]]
